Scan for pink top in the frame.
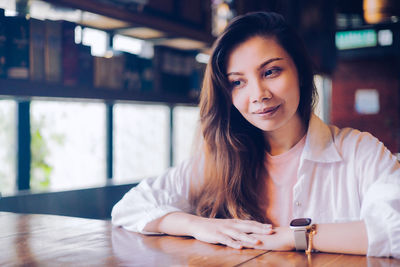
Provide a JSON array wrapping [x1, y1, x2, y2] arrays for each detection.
[[261, 135, 306, 226]]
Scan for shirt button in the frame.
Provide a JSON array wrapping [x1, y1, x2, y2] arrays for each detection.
[[296, 201, 301, 207]]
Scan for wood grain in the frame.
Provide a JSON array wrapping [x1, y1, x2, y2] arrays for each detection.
[[112, 227, 266, 267], [240, 251, 399, 266], [0, 212, 265, 266], [0, 212, 399, 266]]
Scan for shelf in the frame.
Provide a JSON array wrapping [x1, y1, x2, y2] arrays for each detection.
[[0, 78, 198, 105], [44, 0, 213, 45], [0, 0, 208, 103]]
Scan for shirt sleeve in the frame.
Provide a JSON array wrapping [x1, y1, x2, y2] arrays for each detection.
[[356, 132, 400, 258], [111, 154, 203, 234]]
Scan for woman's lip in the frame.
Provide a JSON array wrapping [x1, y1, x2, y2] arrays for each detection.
[[254, 105, 280, 114]]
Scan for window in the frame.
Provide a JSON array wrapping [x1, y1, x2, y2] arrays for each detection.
[[314, 75, 332, 124], [0, 0, 16, 15], [114, 103, 169, 183], [0, 100, 16, 196], [113, 34, 143, 55], [112, 34, 154, 59], [82, 27, 108, 56], [173, 106, 200, 166], [30, 100, 106, 191]]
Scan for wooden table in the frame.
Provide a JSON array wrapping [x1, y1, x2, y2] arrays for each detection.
[[1, 212, 398, 266]]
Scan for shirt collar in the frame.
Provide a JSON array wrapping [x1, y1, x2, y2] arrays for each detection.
[[302, 114, 343, 163]]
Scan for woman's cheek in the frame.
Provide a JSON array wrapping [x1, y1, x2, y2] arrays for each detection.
[[232, 90, 247, 112]]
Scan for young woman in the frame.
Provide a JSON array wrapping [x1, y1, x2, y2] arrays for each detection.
[[112, 12, 400, 258]]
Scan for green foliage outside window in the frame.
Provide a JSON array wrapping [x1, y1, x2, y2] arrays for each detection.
[[30, 115, 64, 191], [0, 102, 16, 195]]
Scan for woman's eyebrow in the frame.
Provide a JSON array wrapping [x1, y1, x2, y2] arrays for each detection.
[[226, 71, 242, 76], [227, 57, 284, 76], [257, 57, 284, 71]]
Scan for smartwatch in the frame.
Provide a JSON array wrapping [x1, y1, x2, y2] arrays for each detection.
[[289, 218, 312, 251]]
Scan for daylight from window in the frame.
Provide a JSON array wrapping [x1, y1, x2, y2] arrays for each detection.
[[0, 100, 16, 196], [30, 100, 106, 191], [173, 105, 200, 166], [113, 103, 169, 183]]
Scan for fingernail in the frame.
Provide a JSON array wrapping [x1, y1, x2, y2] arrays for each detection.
[[263, 227, 273, 233], [263, 225, 272, 230]]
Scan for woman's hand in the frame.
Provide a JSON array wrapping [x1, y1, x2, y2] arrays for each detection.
[[187, 216, 273, 249], [145, 212, 273, 249], [251, 226, 295, 251]]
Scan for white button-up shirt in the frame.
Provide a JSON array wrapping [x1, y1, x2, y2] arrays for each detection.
[[112, 114, 400, 258]]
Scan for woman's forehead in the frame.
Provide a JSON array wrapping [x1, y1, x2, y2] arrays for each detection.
[[226, 36, 290, 72]]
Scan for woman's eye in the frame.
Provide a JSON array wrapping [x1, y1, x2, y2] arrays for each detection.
[[265, 70, 273, 76], [231, 80, 242, 87], [264, 68, 281, 78]]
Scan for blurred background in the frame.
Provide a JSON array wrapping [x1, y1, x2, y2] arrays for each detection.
[[0, 0, 398, 218]]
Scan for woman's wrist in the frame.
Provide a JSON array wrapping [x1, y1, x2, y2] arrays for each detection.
[[151, 212, 201, 237], [284, 226, 296, 250], [184, 213, 205, 237]]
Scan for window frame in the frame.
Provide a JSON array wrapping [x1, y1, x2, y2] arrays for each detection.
[[15, 99, 190, 192]]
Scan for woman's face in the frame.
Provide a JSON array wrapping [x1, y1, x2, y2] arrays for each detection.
[[226, 36, 302, 134]]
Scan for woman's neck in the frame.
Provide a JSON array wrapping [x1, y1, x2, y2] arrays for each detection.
[[264, 114, 306, 156]]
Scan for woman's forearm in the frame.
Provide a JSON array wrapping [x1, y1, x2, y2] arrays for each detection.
[[251, 220, 368, 254], [145, 214, 368, 254], [143, 212, 198, 236], [313, 220, 368, 255]]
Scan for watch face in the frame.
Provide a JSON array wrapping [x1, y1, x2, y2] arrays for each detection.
[[290, 218, 312, 227]]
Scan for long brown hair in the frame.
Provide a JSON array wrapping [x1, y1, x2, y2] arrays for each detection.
[[190, 12, 317, 222]]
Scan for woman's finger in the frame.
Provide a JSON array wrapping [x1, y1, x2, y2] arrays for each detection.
[[217, 234, 243, 249], [222, 228, 261, 245], [229, 219, 273, 234]]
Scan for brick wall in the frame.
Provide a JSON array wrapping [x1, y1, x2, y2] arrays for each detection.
[[331, 58, 399, 153]]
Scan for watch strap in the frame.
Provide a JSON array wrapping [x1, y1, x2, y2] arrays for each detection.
[[293, 229, 308, 251]]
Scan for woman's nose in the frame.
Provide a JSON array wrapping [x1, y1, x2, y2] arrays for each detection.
[[251, 80, 272, 103]]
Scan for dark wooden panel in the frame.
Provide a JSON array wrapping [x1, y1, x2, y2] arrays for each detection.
[[180, 0, 206, 25], [0, 78, 198, 104], [147, 0, 175, 14], [0, 183, 137, 219]]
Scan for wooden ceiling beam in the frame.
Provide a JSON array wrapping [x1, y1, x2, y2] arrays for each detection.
[[44, 0, 213, 44]]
